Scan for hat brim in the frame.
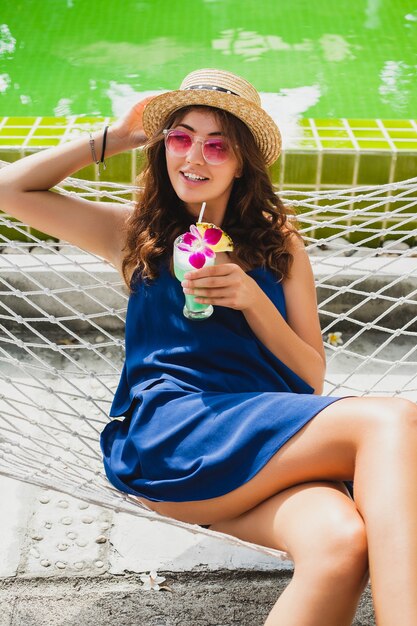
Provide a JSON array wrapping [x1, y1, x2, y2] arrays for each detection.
[[142, 89, 281, 166]]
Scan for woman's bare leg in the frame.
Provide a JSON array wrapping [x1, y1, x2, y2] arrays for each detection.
[[211, 481, 370, 626], [140, 396, 417, 625], [352, 402, 417, 625], [257, 398, 417, 626], [264, 567, 370, 626]]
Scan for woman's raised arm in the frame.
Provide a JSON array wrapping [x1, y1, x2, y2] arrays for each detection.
[[0, 97, 153, 266]]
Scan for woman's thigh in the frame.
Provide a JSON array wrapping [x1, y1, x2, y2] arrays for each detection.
[[209, 480, 368, 570], [137, 395, 413, 525]]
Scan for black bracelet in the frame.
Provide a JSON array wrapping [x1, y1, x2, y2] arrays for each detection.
[[100, 125, 109, 168]]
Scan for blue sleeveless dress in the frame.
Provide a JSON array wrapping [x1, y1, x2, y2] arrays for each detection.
[[100, 259, 354, 503]]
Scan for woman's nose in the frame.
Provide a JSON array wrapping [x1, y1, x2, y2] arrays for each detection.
[[186, 139, 205, 165]]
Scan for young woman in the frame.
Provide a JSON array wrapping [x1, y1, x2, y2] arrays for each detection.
[[0, 68, 416, 626]]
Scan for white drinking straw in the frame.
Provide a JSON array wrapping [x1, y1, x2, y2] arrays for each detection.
[[198, 201, 206, 223]]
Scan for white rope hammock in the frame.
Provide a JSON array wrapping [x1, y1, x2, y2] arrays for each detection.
[[0, 163, 416, 564]]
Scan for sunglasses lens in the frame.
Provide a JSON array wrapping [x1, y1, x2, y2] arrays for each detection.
[[165, 130, 192, 156], [203, 139, 229, 164]]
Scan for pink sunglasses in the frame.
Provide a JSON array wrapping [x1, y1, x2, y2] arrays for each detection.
[[163, 128, 233, 165]]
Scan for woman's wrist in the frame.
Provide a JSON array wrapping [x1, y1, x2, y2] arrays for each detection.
[[102, 125, 133, 158]]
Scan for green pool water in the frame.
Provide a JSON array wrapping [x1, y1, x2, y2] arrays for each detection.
[[1, 0, 416, 119]]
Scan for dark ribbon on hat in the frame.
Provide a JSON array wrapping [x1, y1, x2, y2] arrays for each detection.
[[185, 84, 239, 96]]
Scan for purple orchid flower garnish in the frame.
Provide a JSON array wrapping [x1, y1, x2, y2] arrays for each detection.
[[177, 224, 222, 269]]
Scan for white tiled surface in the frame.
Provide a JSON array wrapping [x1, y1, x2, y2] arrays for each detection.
[[0, 475, 290, 579]]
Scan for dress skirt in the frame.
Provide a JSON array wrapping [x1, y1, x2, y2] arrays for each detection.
[[100, 379, 354, 503]]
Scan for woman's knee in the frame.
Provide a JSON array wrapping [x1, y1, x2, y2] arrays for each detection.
[[316, 515, 369, 576], [394, 398, 417, 427], [366, 398, 417, 439], [290, 498, 369, 576], [380, 398, 417, 421]]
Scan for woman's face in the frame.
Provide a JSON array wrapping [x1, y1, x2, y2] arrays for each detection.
[[164, 108, 241, 224]]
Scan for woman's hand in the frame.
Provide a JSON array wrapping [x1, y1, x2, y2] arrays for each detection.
[[181, 263, 259, 312], [109, 96, 156, 150]]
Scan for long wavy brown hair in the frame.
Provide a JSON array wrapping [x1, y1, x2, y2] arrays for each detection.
[[120, 105, 303, 294]]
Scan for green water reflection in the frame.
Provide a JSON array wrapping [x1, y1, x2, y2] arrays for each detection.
[[1, 0, 416, 117]]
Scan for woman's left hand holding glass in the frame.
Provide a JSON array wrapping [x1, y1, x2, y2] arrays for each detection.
[[181, 263, 259, 312]]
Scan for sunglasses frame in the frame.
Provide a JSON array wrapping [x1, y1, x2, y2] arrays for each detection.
[[162, 128, 234, 165]]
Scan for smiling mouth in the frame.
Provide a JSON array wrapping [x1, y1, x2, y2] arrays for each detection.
[[181, 171, 209, 183]]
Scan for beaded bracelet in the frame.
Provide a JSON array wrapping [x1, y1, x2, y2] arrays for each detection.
[[88, 125, 109, 178]]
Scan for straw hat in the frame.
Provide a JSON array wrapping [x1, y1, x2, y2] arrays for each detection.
[[142, 68, 281, 166]]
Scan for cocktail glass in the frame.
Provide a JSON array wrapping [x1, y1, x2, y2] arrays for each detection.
[[173, 234, 215, 320]]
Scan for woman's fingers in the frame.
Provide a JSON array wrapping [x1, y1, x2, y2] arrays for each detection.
[[183, 281, 236, 306], [183, 263, 236, 281], [182, 277, 230, 289], [183, 286, 228, 298], [109, 96, 157, 148], [182, 263, 240, 289], [181, 263, 257, 311], [133, 95, 157, 121], [181, 266, 259, 311]]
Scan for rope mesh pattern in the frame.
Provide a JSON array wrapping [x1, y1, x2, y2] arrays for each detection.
[[1, 164, 416, 562]]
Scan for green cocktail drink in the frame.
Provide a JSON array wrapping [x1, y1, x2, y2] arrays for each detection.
[[173, 234, 215, 320]]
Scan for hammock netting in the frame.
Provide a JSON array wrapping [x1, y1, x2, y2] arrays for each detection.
[[0, 162, 416, 562]]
